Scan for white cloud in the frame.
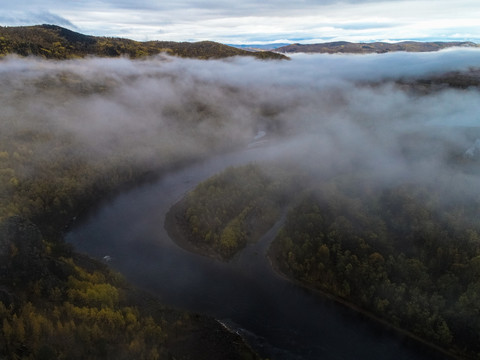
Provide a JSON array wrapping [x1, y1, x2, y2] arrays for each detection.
[[0, 11, 75, 28], [2, 50, 480, 192], [0, 0, 479, 43]]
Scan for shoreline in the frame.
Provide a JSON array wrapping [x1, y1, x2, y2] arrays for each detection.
[[60, 158, 264, 359], [165, 204, 464, 360], [265, 246, 463, 360]]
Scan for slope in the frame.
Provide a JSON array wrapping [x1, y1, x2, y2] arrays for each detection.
[[0, 24, 287, 60]]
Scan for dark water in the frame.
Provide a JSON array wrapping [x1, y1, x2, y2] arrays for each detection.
[[66, 143, 450, 360]]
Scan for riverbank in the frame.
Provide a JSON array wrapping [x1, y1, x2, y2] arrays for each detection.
[[165, 203, 463, 360], [0, 142, 267, 359], [62, 173, 264, 359], [265, 242, 464, 360]]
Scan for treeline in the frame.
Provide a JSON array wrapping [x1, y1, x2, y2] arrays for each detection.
[[271, 179, 480, 358], [0, 24, 287, 60], [175, 164, 297, 259]]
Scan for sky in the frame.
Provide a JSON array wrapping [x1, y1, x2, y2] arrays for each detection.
[[0, 0, 479, 44]]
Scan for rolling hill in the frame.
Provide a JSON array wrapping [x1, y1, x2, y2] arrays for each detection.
[[276, 41, 479, 54], [0, 24, 287, 60]]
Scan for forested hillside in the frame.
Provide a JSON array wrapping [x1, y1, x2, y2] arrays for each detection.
[[0, 24, 287, 60], [276, 41, 479, 54]]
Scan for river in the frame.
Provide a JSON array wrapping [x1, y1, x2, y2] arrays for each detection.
[[66, 140, 450, 360]]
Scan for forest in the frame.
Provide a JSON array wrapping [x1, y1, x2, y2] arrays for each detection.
[[169, 164, 299, 260], [174, 162, 480, 359], [271, 176, 480, 358]]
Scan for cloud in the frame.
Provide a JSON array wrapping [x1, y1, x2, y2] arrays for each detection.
[[337, 22, 399, 31], [1, 50, 480, 196], [0, 11, 75, 28], [1, 0, 479, 43]]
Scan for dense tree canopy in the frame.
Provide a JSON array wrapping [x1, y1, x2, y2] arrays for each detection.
[[171, 164, 298, 259], [174, 162, 480, 359], [271, 178, 480, 358]]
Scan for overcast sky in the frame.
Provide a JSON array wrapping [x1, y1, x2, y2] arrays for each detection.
[[1, 0, 479, 44]]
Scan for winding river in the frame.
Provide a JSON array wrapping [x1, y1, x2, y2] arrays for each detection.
[[66, 141, 449, 360]]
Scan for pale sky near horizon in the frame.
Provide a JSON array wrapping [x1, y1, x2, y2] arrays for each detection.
[[1, 0, 479, 44]]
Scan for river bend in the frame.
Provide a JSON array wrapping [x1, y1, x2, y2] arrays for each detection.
[[66, 142, 448, 360]]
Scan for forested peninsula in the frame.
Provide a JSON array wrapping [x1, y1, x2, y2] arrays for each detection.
[[169, 163, 480, 360], [166, 164, 298, 260]]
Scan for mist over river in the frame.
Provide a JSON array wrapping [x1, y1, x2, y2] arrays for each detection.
[[66, 141, 450, 360], [3, 48, 480, 359]]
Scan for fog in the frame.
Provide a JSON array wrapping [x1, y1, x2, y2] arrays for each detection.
[[2, 49, 480, 197]]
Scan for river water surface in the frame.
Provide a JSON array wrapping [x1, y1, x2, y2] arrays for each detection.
[[66, 142, 450, 360]]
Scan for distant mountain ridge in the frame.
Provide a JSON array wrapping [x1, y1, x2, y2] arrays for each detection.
[[230, 43, 291, 51], [276, 41, 479, 54], [0, 24, 287, 60]]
